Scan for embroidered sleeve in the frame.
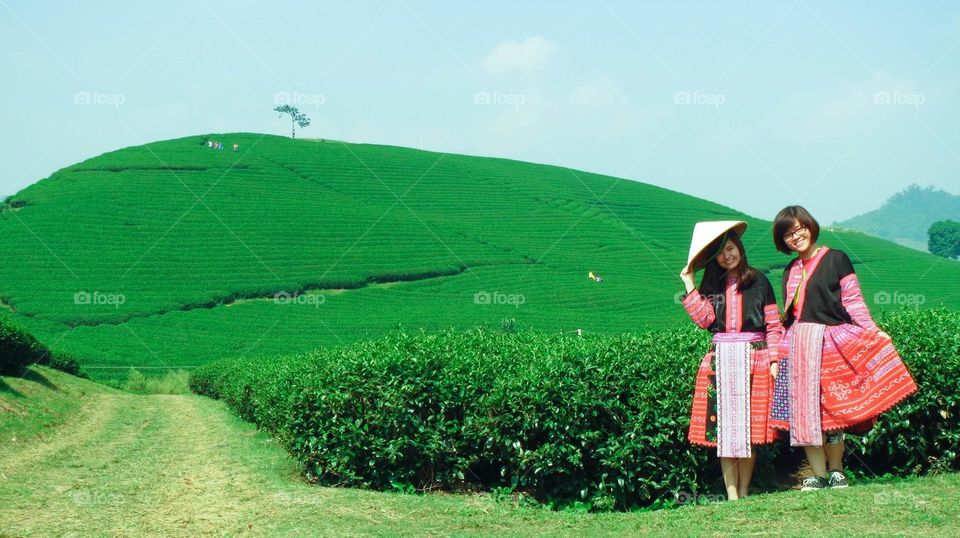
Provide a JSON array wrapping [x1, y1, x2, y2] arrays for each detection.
[[840, 272, 879, 330], [681, 289, 716, 329], [761, 275, 783, 360]]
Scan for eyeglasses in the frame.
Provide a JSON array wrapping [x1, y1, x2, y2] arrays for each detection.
[[783, 226, 808, 242]]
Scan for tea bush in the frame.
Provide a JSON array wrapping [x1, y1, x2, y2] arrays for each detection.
[[0, 315, 80, 375], [846, 308, 960, 476], [192, 309, 960, 509]]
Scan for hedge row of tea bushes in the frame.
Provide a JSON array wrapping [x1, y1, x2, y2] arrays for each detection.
[[191, 309, 960, 510], [192, 326, 712, 510], [0, 315, 81, 375], [846, 309, 960, 475]]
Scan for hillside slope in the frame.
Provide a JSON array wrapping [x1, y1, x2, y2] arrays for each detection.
[[2, 134, 959, 380], [835, 184, 960, 252]]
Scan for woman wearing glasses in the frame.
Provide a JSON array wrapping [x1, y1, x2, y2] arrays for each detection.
[[770, 205, 917, 491], [679, 221, 782, 500]]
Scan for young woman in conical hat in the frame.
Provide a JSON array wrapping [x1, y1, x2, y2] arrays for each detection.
[[769, 206, 917, 491], [679, 221, 783, 500]]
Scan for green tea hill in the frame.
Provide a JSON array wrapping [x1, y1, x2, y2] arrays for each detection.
[[2, 133, 958, 381]]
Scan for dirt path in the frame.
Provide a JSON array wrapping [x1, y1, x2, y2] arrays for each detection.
[[2, 389, 958, 537], [0, 393, 119, 478], [0, 390, 471, 537], [0, 392, 326, 536]]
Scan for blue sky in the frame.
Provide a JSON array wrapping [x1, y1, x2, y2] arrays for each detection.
[[2, 0, 958, 223]]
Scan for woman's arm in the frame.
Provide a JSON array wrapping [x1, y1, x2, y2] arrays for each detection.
[[681, 289, 717, 329], [679, 267, 716, 329], [840, 272, 879, 331], [761, 275, 784, 377], [834, 250, 879, 330]]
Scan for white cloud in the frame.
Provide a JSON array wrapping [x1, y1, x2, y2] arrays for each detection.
[[481, 36, 557, 76]]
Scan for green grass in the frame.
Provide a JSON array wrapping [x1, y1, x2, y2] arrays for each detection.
[[2, 365, 958, 537], [0, 365, 117, 446], [2, 133, 959, 381]]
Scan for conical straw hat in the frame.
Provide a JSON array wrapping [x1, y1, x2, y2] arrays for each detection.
[[685, 220, 748, 272]]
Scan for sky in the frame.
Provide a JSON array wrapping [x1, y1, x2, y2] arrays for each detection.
[[2, 0, 958, 224]]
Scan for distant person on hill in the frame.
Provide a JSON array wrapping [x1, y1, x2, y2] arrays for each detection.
[[679, 221, 782, 501], [769, 205, 917, 491], [232, 143, 239, 152], [207, 140, 213, 148]]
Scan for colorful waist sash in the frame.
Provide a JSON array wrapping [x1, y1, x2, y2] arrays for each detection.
[[712, 332, 764, 344]]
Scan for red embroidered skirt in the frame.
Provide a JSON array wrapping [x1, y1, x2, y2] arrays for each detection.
[[688, 345, 777, 448], [770, 323, 917, 433]]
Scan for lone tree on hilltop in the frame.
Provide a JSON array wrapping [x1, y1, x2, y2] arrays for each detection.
[[928, 220, 960, 259], [274, 105, 311, 139]]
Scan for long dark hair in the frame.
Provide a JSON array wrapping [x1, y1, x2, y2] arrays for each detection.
[[699, 232, 757, 295]]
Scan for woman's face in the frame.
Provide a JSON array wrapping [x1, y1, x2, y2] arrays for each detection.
[[716, 240, 741, 270], [782, 219, 812, 253]]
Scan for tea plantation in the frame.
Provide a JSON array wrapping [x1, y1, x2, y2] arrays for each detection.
[[1, 133, 958, 381]]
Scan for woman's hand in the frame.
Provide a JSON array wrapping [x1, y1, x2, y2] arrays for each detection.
[[679, 267, 696, 293], [770, 362, 778, 379]]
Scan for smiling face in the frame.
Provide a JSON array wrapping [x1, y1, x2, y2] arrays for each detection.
[[716, 240, 741, 271], [782, 219, 813, 253]]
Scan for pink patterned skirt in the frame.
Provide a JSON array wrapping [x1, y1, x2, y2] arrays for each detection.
[[770, 322, 917, 445], [688, 332, 777, 457]]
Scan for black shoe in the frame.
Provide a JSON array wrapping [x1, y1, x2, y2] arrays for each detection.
[[829, 470, 849, 488], [801, 476, 830, 491]]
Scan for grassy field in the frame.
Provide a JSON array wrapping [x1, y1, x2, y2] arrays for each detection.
[[2, 365, 958, 537], [1, 133, 959, 381]]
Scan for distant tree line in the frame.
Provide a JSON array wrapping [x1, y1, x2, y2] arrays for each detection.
[[928, 220, 960, 259]]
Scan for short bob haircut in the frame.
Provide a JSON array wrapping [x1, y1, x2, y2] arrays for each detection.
[[773, 205, 820, 254]]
